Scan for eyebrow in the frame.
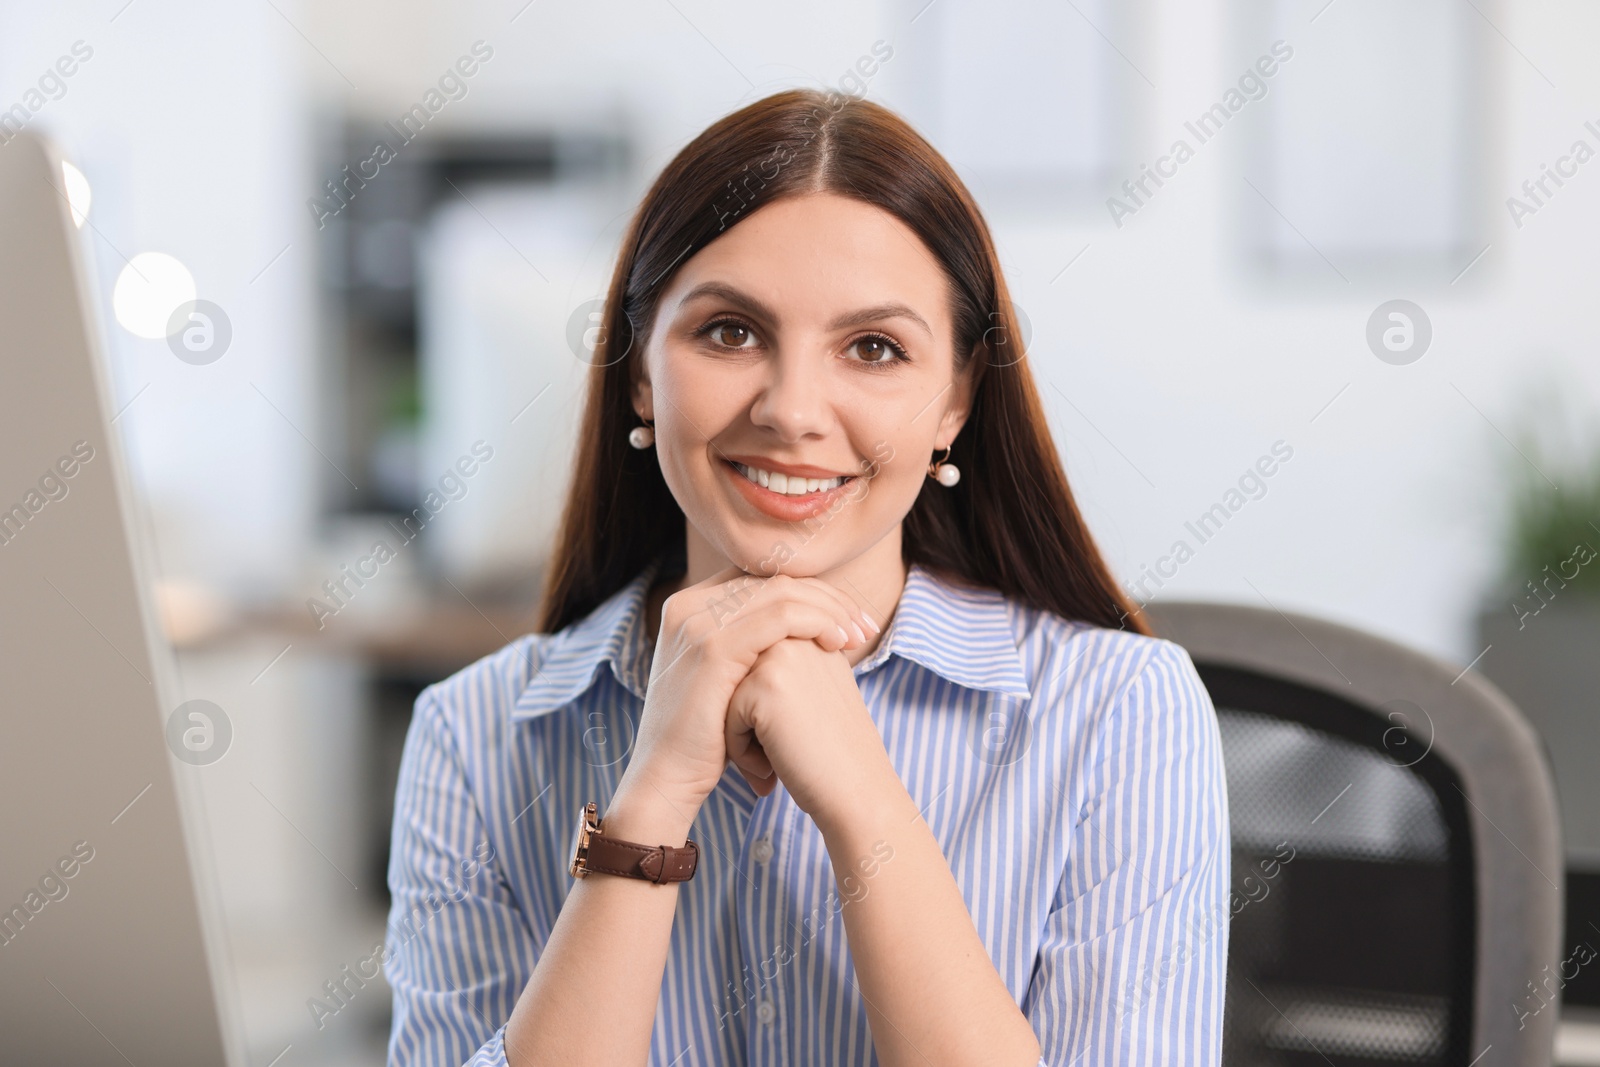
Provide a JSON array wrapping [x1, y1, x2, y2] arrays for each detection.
[[677, 281, 934, 338]]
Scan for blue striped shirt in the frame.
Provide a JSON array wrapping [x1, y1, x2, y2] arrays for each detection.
[[384, 558, 1230, 1066]]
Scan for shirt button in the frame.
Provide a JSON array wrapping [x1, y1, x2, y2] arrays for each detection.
[[751, 837, 774, 865], [757, 999, 776, 1025]]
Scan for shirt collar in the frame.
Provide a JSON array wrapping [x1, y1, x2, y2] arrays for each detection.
[[854, 564, 1034, 700], [511, 559, 1032, 722], [512, 558, 661, 720]]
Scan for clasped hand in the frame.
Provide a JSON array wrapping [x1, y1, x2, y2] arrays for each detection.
[[631, 566, 894, 835]]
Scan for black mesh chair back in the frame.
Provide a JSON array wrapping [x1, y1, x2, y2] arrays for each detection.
[[1146, 602, 1561, 1067]]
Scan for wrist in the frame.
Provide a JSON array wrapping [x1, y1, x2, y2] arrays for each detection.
[[813, 762, 913, 845], [604, 773, 701, 847]]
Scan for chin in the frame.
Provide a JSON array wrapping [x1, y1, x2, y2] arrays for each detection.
[[707, 526, 846, 578]]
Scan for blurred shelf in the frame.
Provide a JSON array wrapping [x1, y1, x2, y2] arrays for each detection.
[[171, 584, 544, 679], [1561, 1008, 1600, 1066]]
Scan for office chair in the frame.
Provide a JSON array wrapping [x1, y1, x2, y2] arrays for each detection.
[[1145, 601, 1562, 1067]]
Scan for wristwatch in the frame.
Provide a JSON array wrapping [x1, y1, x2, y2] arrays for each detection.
[[569, 801, 699, 884]]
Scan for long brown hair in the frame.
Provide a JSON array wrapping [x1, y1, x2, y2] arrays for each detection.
[[536, 88, 1150, 638]]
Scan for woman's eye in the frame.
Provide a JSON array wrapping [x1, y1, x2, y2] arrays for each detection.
[[851, 336, 905, 365], [708, 321, 755, 348]]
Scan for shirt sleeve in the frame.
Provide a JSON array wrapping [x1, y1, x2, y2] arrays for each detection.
[[384, 690, 536, 1067], [1022, 639, 1231, 1066]]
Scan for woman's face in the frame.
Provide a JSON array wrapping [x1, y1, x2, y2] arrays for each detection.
[[634, 192, 971, 577]]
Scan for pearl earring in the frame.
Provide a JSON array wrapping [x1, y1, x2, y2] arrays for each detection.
[[628, 416, 655, 449], [928, 446, 960, 487]]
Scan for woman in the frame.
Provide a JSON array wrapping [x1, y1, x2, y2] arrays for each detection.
[[385, 87, 1230, 1067]]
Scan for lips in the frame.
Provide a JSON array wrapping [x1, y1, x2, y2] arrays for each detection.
[[728, 460, 850, 496], [721, 458, 857, 522]]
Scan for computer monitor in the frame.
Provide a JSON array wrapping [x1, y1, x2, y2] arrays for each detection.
[[0, 129, 243, 1065]]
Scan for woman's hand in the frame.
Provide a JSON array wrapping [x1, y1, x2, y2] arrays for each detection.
[[723, 635, 899, 835], [619, 567, 881, 819]]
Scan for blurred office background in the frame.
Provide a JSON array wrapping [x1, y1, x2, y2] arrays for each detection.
[[6, 0, 1600, 1062]]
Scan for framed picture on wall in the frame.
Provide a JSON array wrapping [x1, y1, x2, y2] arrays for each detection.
[[877, 0, 1143, 214], [1233, 0, 1493, 289]]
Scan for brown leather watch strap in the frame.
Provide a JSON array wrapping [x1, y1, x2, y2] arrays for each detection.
[[585, 831, 699, 884]]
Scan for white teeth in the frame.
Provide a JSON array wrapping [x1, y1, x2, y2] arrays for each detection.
[[734, 462, 846, 495]]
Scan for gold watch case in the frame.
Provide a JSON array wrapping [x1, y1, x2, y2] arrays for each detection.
[[569, 801, 600, 878]]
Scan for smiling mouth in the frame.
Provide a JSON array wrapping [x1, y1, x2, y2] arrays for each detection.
[[725, 460, 855, 497]]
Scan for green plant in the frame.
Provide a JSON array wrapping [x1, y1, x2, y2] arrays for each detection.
[[1494, 389, 1600, 602], [384, 364, 422, 429]]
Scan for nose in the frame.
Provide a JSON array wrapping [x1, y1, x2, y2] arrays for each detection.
[[747, 348, 832, 442]]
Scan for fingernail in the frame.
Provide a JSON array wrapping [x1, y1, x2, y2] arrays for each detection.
[[850, 622, 867, 643], [862, 613, 881, 634], [836, 625, 850, 644]]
